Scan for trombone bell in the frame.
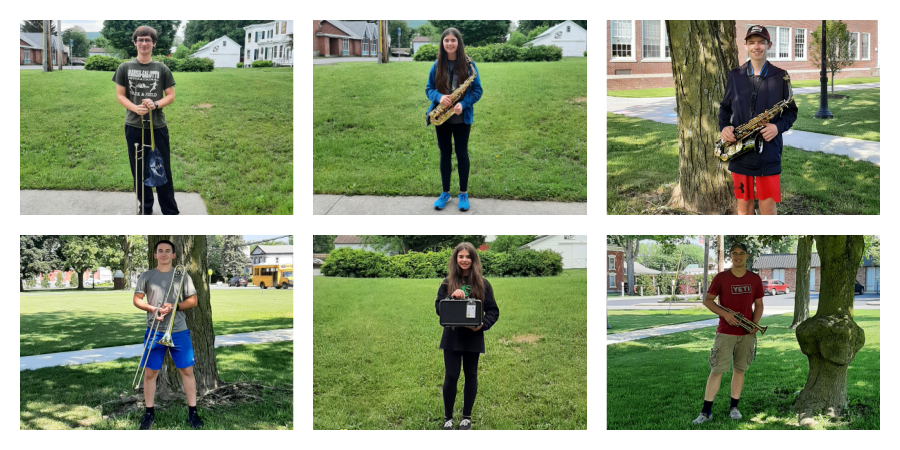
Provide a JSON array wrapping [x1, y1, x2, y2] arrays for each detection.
[[156, 334, 175, 347]]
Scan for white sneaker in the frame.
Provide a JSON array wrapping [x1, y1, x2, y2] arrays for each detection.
[[729, 407, 742, 420], [691, 413, 713, 424]]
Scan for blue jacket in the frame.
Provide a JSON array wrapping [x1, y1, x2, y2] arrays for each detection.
[[425, 59, 483, 127], [719, 61, 798, 176]]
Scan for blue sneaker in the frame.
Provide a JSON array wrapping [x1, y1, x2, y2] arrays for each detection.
[[458, 193, 470, 211], [434, 192, 452, 210]]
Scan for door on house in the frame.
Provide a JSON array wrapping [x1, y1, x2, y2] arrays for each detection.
[[572, 244, 587, 268], [866, 267, 879, 292], [809, 269, 816, 291]]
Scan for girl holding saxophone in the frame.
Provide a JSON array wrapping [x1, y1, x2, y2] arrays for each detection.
[[425, 28, 483, 212]]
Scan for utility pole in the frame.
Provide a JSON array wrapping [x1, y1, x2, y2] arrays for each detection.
[[43, 20, 51, 72], [57, 20, 63, 70]]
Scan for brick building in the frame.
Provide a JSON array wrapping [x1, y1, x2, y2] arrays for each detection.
[[313, 20, 379, 57], [754, 253, 822, 292], [857, 256, 880, 293], [607, 20, 878, 90], [607, 245, 625, 292]]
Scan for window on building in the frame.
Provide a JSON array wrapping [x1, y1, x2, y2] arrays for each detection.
[[609, 273, 616, 288], [778, 27, 790, 59], [608, 255, 616, 270], [282, 22, 287, 34], [248, 33, 251, 43], [773, 268, 786, 283], [342, 38, 349, 56], [223, 40, 226, 47], [849, 32, 859, 60], [255, 32, 258, 43], [610, 20, 633, 59], [861, 32, 870, 59], [254, 49, 258, 60], [641, 20, 669, 60], [794, 28, 806, 60], [24, 51, 30, 64], [269, 30, 273, 39], [614, 69, 631, 75], [567, 26, 571, 33]]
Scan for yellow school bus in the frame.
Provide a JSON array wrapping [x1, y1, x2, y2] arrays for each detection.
[[253, 264, 293, 289]]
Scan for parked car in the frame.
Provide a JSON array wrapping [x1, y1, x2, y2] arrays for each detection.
[[228, 276, 248, 287], [71, 60, 85, 66], [762, 280, 789, 296], [855, 281, 865, 295]]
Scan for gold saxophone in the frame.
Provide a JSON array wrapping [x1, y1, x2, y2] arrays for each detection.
[[429, 56, 477, 126], [714, 72, 794, 162]]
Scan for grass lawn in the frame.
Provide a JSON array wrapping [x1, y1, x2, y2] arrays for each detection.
[[20, 341, 293, 429], [608, 310, 880, 429], [607, 308, 718, 334], [20, 68, 293, 215], [790, 88, 880, 141], [20, 289, 293, 356], [607, 113, 880, 215], [313, 269, 587, 429], [314, 58, 586, 201], [607, 77, 881, 98]]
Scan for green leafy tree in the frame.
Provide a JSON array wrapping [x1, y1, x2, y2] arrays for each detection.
[[313, 235, 337, 254], [526, 25, 550, 42], [62, 26, 90, 58], [517, 20, 587, 34], [810, 20, 855, 93], [608, 236, 687, 294], [507, 32, 528, 47], [61, 235, 123, 289], [428, 20, 511, 47], [416, 22, 440, 42], [207, 235, 224, 280], [364, 235, 486, 254], [101, 20, 180, 58], [20, 235, 62, 292], [21, 20, 56, 34], [637, 242, 704, 272], [490, 235, 538, 253], [388, 20, 413, 48], [183, 20, 273, 48], [222, 235, 248, 278], [173, 44, 191, 59]]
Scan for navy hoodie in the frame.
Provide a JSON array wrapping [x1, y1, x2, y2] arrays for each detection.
[[718, 61, 798, 176]]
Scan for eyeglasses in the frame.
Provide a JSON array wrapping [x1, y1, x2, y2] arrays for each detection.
[[730, 252, 748, 257], [136, 38, 153, 44]]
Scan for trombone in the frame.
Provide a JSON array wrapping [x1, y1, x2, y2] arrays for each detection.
[[134, 112, 153, 215], [719, 304, 767, 334], [131, 265, 187, 390]]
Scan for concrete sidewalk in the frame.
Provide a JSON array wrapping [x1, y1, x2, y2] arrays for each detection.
[[607, 307, 793, 345], [314, 194, 587, 215], [21, 190, 208, 215], [20, 329, 293, 371], [607, 82, 880, 165]]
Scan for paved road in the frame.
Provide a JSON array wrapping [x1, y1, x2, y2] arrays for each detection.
[[20, 329, 293, 371], [608, 292, 880, 308], [607, 83, 881, 165], [314, 194, 587, 215], [21, 190, 208, 215]]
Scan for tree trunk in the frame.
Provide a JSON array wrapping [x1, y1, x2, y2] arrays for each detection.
[[702, 236, 710, 295], [148, 235, 220, 401], [793, 236, 865, 425], [717, 235, 724, 273], [791, 236, 813, 329], [20, 278, 25, 292], [667, 20, 738, 214], [624, 239, 639, 295]]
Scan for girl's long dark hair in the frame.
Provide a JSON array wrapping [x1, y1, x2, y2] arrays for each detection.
[[435, 28, 470, 95], [446, 242, 485, 300]]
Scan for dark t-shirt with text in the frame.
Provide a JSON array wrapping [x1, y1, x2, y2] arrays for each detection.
[[112, 59, 176, 129]]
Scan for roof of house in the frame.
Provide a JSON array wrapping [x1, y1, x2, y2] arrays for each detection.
[[320, 20, 378, 40], [21, 32, 63, 50], [191, 35, 241, 56], [607, 244, 624, 252], [632, 261, 661, 275], [334, 235, 365, 244], [412, 36, 433, 42], [252, 245, 293, 254], [526, 20, 586, 45], [753, 253, 821, 269], [520, 235, 552, 248]]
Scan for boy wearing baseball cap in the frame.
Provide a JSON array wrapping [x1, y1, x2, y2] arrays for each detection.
[[718, 25, 798, 215]]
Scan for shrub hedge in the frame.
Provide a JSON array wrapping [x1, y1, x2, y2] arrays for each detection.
[[178, 57, 215, 72], [86, 55, 214, 72], [413, 43, 563, 63], [632, 273, 715, 295], [252, 59, 274, 68], [85, 55, 124, 71], [321, 247, 563, 279]]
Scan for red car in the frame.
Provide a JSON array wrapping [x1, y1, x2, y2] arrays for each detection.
[[762, 280, 790, 296]]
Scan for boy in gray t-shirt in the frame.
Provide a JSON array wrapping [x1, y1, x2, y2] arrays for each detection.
[[113, 25, 179, 215], [132, 239, 203, 429]]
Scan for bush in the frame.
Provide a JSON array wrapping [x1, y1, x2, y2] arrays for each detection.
[[320, 247, 562, 279], [236, 62, 244, 68], [409, 46, 415, 57], [180, 57, 215, 72], [41, 277, 50, 288], [153, 55, 180, 72], [584, 50, 587, 57], [85, 55, 123, 71], [251, 59, 273, 68], [508, 32, 528, 47], [413, 44, 438, 61]]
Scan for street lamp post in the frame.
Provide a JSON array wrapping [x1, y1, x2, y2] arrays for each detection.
[[814, 20, 834, 119]]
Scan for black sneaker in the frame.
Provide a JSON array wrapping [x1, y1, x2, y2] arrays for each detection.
[[187, 411, 204, 429], [139, 412, 155, 430], [459, 418, 472, 430], [442, 418, 454, 430]]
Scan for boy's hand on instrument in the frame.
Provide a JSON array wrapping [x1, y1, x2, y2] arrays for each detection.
[[440, 95, 453, 107], [720, 126, 736, 143], [761, 123, 778, 141], [454, 103, 463, 115], [750, 326, 760, 334], [451, 289, 466, 299], [157, 304, 173, 316], [725, 313, 740, 327], [142, 98, 156, 110], [467, 323, 483, 332], [134, 104, 149, 116]]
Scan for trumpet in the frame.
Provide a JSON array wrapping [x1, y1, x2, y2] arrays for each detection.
[[719, 304, 767, 334], [131, 265, 187, 389]]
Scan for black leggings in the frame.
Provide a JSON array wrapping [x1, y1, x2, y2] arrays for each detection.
[[435, 123, 471, 193], [443, 349, 479, 418]]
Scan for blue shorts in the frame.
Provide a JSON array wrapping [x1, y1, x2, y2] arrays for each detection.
[[141, 328, 195, 370]]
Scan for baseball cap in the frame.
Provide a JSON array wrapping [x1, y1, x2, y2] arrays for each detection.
[[730, 243, 749, 254], [745, 25, 770, 42]]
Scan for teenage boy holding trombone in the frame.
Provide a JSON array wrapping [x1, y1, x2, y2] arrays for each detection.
[[132, 240, 201, 429], [692, 243, 765, 424]]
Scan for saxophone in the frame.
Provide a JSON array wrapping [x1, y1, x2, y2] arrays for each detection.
[[714, 72, 794, 162], [429, 56, 477, 126]]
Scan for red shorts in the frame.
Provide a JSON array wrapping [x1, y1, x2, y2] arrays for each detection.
[[732, 173, 781, 202]]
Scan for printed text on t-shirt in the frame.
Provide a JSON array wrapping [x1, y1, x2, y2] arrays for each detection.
[[731, 285, 752, 294]]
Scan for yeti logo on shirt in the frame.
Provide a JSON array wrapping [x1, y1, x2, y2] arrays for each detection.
[[731, 285, 752, 294]]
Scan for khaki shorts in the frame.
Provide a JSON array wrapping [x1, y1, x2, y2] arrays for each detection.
[[709, 333, 757, 373]]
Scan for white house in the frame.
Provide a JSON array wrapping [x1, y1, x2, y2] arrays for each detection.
[[525, 20, 587, 57], [243, 20, 293, 67], [190, 35, 242, 68], [520, 235, 588, 269], [250, 245, 293, 266], [412, 36, 435, 53]]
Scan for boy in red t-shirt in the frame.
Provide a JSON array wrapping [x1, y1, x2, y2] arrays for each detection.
[[692, 243, 764, 424]]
